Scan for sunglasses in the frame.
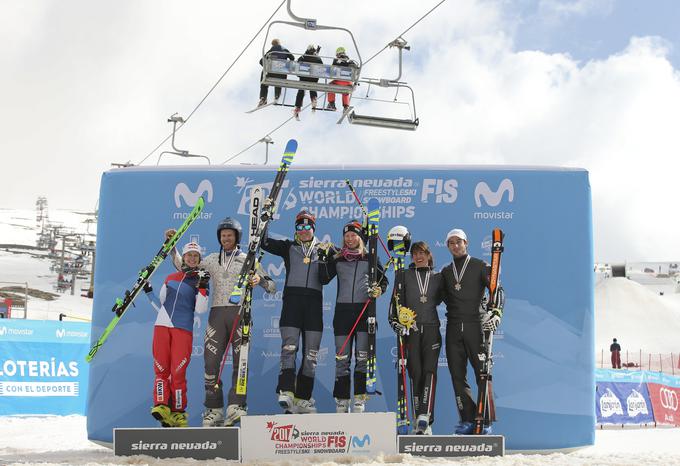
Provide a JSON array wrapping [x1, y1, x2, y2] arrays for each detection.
[[296, 224, 313, 231]]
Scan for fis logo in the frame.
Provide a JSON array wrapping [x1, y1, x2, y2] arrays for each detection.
[[474, 179, 514, 207], [421, 179, 457, 204], [174, 180, 214, 208]]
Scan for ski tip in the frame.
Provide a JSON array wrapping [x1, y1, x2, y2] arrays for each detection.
[[284, 139, 298, 155], [367, 198, 380, 224]]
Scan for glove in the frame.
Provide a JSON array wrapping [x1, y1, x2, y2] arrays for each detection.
[[368, 284, 382, 299], [390, 319, 407, 336], [143, 282, 153, 293], [482, 307, 503, 332], [316, 242, 336, 263], [196, 269, 210, 289], [164, 229, 176, 241]]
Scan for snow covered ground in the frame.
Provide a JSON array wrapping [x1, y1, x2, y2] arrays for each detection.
[[2, 208, 680, 465], [0, 415, 679, 465]]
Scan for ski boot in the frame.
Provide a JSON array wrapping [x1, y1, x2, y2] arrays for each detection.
[[293, 107, 301, 121], [169, 411, 188, 427], [278, 391, 295, 413], [150, 404, 172, 427], [327, 102, 336, 111], [202, 407, 224, 427], [257, 97, 267, 107], [311, 97, 318, 111], [225, 404, 247, 426], [454, 421, 474, 435], [352, 394, 368, 413], [415, 414, 430, 434], [293, 397, 317, 414], [335, 398, 351, 413]]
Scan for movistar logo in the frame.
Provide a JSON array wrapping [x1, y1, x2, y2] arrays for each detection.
[[56, 328, 65, 338], [0, 326, 6, 336], [474, 179, 514, 207], [351, 434, 371, 448], [174, 180, 213, 208]]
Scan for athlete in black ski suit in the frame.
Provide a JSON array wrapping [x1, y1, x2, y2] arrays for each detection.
[[319, 220, 387, 413], [262, 211, 328, 413], [389, 241, 444, 431], [439, 228, 503, 434]]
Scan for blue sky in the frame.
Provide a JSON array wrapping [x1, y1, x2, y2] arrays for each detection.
[[510, 0, 680, 66]]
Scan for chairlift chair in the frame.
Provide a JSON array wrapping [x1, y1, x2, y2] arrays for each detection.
[[347, 37, 420, 131], [260, 1, 363, 96]]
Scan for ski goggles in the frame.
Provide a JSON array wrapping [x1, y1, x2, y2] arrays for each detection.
[[296, 224, 313, 231]]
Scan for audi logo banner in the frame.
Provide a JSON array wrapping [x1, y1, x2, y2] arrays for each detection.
[[648, 383, 680, 425]]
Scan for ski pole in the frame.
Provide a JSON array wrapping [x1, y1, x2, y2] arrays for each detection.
[[344, 179, 393, 260]]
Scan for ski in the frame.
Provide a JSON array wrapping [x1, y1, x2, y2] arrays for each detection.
[[232, 139, 297, 395], [245, 101, 276, 114], [86, 196, 205, 362], [234, 185, 264, 396], [365, 197, 380, 395], [387, 226, 411, 434], [336, 105, 354, 124], [473, 228, 505, 434]]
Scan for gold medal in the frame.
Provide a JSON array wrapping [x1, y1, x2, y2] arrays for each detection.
[[303, 257, 311, 264]]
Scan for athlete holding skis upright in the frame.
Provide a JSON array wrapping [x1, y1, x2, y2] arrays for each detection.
[[319, 220, 388, 414], [262, 210, 330, 414], [166, 218, 276, 427], [389, 240, 444, 435], [144, 242, 209, 428], [439, 228, 504, 435]]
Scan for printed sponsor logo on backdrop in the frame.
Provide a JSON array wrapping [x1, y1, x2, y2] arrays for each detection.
[[236, 178, 293, 220], [173, 180, 214, 220], [626, 389, 649, 417], [281, 176, 422, 220], [264, 420, 373, 454], [55, 328, 88, 339], [263, 316, 281, 338], [473, 179, 514, 221], [599, 388, 624, 417], [0, 326, 34, 337], [0, 357, 81, 397]]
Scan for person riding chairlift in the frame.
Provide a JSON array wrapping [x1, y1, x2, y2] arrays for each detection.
[[326, 47, 358, 112]]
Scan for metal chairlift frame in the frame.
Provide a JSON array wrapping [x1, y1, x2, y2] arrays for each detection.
[[157, 114, 211, 165], [260, 0, 363, 96], [348, 38, 420, 131]]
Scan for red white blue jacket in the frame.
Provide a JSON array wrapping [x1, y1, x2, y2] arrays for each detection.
[[145, 270, 209, 332]]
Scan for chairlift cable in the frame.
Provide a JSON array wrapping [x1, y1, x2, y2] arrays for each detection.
[[363, 0, 448, 66], [135, 0, 287, 165], [225, 0, 448, 163]]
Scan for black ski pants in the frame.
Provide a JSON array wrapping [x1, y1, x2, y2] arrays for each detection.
[[406, 323, 442, 425], [203, 305, 243, 409], [277, 294, 323, 400], [445, 320, 484, 423], [333, 302, 369, 399]]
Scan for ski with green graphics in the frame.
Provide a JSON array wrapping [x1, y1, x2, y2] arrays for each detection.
[[366, 197, 381, 395], [86, 196, 205, 362]]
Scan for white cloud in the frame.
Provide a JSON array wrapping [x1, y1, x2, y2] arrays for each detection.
[[2, 1, 680, 261]]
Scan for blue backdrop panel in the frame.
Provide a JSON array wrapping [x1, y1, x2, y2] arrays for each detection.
[[87, 164, 594, 450], [0, 320, 90, 415]]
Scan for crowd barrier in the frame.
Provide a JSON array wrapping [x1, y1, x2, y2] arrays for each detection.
[[596, 368, 680, 426], [0, 319, 90, 415]]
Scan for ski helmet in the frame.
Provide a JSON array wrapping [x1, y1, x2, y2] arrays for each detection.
[[335, 46, 346, 56], [306, 44, 319, 54], [216, 217, 242, 244], [343, 219, 364, 239], [387, 225, 411, 253], [295, 210, 316, 230], [182, 242, 202, 258]]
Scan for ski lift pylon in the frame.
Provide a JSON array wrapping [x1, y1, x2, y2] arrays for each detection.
[[260, 0, 362, 96]]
